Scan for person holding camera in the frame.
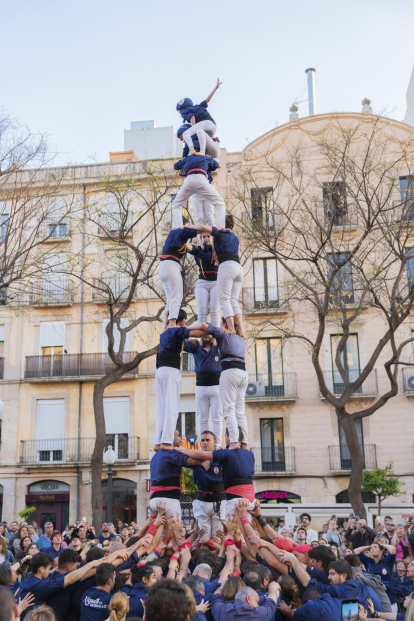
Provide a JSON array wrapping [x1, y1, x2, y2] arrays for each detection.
[[345, 516, 376, 548], [293, 514, 318, 544]]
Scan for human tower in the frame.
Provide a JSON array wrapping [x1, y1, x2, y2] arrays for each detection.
[[150, 80, 256, 537]]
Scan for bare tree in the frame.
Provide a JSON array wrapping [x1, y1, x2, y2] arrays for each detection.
[[231, 115, 414, 517]]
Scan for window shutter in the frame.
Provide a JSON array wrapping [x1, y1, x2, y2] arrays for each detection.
[[104, 397, 129, 434], [40, 322, 65, 349], [37, 399, 65, 440]]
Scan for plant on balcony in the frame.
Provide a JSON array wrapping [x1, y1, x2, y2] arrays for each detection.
[[362, 461, 405, 517], [233, 116, 414, 518]]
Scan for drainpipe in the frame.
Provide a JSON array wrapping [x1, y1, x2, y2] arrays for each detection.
[[76, 183, 86, 519]]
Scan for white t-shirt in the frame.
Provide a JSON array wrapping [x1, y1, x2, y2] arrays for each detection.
[[293, 528, 318, 543]]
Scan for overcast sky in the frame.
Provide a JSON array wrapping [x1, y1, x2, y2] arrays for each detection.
[[2, 0, 413, 164]]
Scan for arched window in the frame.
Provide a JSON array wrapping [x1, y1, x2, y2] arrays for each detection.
[[102, 478, 137, 524], [336, 490, 376, 504], [256, 490, 301, 504]]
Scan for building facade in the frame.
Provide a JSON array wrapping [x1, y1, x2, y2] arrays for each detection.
[[1, 108, 414, 531]]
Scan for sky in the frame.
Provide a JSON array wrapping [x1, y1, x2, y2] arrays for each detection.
[[1, 0, 414, 165]]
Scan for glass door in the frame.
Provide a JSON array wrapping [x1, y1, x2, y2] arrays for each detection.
[[37, 507, 62, 531], [260, 419, 285, 472], [339, 419, 364, 470], [330, 334, 360, 393], [256, 338, 284, 396]]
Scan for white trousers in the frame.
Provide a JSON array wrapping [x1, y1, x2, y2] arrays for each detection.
[[195, 279, 220, 326], [191, 193, 215, 227], [149, 497, 181, 519], [171, 174, 225, 230], [192, 499, 226, 538], [158, 260, 182, 321], [225, 498, 255, 520], [183, 121, 217, 155], [196, 384, 223, 445], [155, 366, 181, 445], [219, 368, 248, 444], [217, 261, 243, 318]]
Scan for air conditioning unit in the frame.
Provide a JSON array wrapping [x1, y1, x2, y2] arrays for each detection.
[[246, 381, 266, 397], [406, 373, 414, 391]]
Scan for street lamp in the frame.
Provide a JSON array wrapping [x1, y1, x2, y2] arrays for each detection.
[[103, 445, 116, 523]]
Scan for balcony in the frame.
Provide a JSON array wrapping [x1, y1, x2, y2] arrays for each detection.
[[19, 436, 141, 465], [251, 446, 296, 474], [328, 444, 377, 471], [317, 203, 359, 228], [91, 278, 136, 303], [181, 352, 196, 373], [0, 357, 4, 379], [97, 215, 133, 238], [320, 369, 378, 399], [328, 288, 369, 309], [35, 220, 71, 242], [242, 285, 290, 315], [28, 279, 74, 307], [24, 352, 139, 381], [246, 372, 297, 402], [402, 367, 414, 397]]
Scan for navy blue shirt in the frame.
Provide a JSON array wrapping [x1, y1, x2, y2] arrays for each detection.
[[292, 593, 341, 620], [188, 245, 218, 281], [157, 326, 191, 370], [192, 461, 224, 493], [80, 587, 112, 621], [121, 582, 147, 618], [358, 552, 396, 583], [180, 100, 215, 125], [19, 572, 66, 620], [212, 448, 255, 489], [98, 534, 115, 545], [306, 565, 330, 584], [161, 227, 197, 259], [210, 227, 239, 261], [174, 154, 219, 177], [150, 449, 188, 484], [43, 545, 65, 560], [45, 571, 77, 621], [307, 577, 383, 612], [184, 341, 222, 374]]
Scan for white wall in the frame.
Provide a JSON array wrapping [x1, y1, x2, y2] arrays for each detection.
[[124, 124, 182, 160]]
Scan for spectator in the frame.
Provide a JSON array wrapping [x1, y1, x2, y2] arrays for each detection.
[[64, 527, 75, 546], [294, 528, 308, 546], [392, 525, 411, 561], [221, 577, 244, 601], [81, 563, 116, 621], [323, 519, 342, 548], [211, 582, 280, 621], [337, 531, 353, 559], [25, 606, 57, 621], [69, 536, 82, 553], [5, 522, 18, 543], [0, 585, 18, 621], [279, 589, 341, 620], [107, 592, 129, 621], [121, 565, 157, 618], [0, 535, 15, 563], [345, 518, 376, 549], [120, 527, 129, 543], [116, 521, 123, 535], [346, 553, 393, 613], [98, 523, 116, 546], [16, 536, 34, 561], [354, 541, 397, 583], [293, 515, 317, 545], [38, 523, 55, 551], [143, 579, 193, 621], [393, 560, 409, 583], [383, 518, 397, 545], [10, 526, 31, 555], [43, 532, 68, 560], [27, 525, 39, 544]]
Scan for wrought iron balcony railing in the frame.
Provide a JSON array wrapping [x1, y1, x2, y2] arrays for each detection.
[[97, 215, 133, 238], [28, 279, 74, 306], [35, 220, 72, 240], [246, 372, 297, 401], [250, 446, 296, 473], [91, 278, 136, 302], [242, 285, 290, 314], [25, 352, 138, 380], [320, 369, 378, 398], [317, 202, 359, 227], [328, 444, 377, 471], [19, 436, 141, 464]]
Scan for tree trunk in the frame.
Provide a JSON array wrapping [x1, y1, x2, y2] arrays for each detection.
[[377, 496, 382, 519], [337, 411, 367, 519], [91, 379, 107, 531]]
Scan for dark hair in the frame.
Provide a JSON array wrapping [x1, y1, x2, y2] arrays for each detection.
[[308, 546, 336, 570], [57, 548, 81, 568], [221, 576, 244, 601], [146, 557, 169, 574], [328, 560, 353, 580], [240, 560, 262, 577], [144, 579, 192, 621], [296, 528, 307, 536], [131, 565, 155, 585], [258, 565, 272, 584], [85, 547, 105, 563], [184, 575, 204, 592], [200, 430, 215, 440], [225, 214, 234, 229], [0, 586, 15, 621], [20, 536, 32, 551], [302, 589, 321, 603], [225, 426, 243, 443], [346, 554, 363, 568], [126, 536, 141, 548], [0, 564, 12, 586], [301, 513, 311, 522], [177, 309, 187, 323], [95, 563, 116, 587], [278, 575, 302, 608], [243, 571, 261, 591], [30, 552, 54, 574], [190, 550, 221, 577]]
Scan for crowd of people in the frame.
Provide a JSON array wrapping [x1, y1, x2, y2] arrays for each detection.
[[1, 498, 414, 621]]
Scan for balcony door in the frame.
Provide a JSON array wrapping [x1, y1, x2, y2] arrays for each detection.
[[40, 322, 65, 377], [36, 399, 65, 462], [323, 181, 348, 225], [103, 397, 129, 460], [43, 253, 67, 303], [330, 334, 360, 393], [260, 419, 285, 472], [399, 176, 414, 221], [253, 258, 278, 308], [328, 253, 355, 305], [338, 419, 364, 470], [255, 337, 284, 396]]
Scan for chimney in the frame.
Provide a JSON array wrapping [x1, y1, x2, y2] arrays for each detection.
[[305, 68, 316, 116], [361, 98, 372, 114], [289, 104, 299, 122]]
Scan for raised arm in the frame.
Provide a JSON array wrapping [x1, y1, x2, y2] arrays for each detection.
[[175, 447, 213, 461], [184, 223, 213, 234], [279, 551, 310, 587], [353, 545, 371, 555], [205, 79, 222, 103], [64, 558, 102, 586]]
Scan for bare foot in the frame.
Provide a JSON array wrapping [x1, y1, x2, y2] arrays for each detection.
[[195, 151, 206, 156], [241, 442, 249, 450], [168, 320, 177, 328], [153, 444, 161, 452], [160, 443, 174, 450], [229, 442, 240, 450], [189, 147, 196, 155]]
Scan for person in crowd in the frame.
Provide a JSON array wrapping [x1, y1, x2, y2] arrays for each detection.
[[292, 514, 318, 545], [346, 553, 393, 613], [98, 523, 116, 546], [0, 535, 15, 563], [43, 532, 67, 561], [143, 579, 193, 621], [383, 518, 397, 545], [121, 565, 158, 618], [392, 524, 412, 561], [345, 517, 377, 549], [211, 581, 280, 621], [175, 427, 255, 518], [27, 525, 39, 544], [338, 530, 353, 559], [69, 537, 82, 553], [362, 594, 414, 620], [354, 540, 397, 583], [279, 589, 341, 620], [16, 536, 34, 561], [383, 559, 414, 599], [5, 522, 18, 542], [322, 518, 342, 547], [64, 527, 75, 546], [0, 586, 18, 621], [107, 592, 129, 621], [154, 308, 207, 450], [186, 233, 220, 328], [37, 524, 55, 552], [190, 431, 226, 537], [10, 526, 32, 555], [393, 559, 409, 583], [44, 548, 84, 621], [80, 563, 116, 621], [176, 80, 221, 157], [184, 335, 222, 448], [220, 576, 244, 601]]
